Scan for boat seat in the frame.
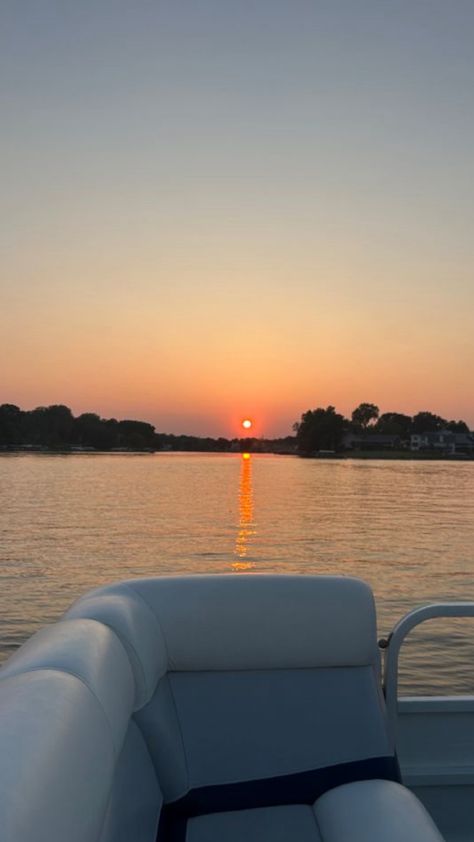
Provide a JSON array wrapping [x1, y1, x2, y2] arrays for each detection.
[[186, 780, 445, 842], [0, 574, 446, 841], [63, 574, 445, 841]]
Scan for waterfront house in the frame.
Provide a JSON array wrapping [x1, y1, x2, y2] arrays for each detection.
[[452, 432, 474, 453], [410, 431, 474, 454], [410, 431, 455, 452]]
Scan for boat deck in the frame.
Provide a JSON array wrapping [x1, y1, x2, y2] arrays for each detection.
[[399, 697, 474, 842]]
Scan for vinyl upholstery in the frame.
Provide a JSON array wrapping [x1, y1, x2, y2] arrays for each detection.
[[66, 576, 392, 803], [0, 617, 162, 842], [187, 780, 445, 842], [0, 574, 445, 842]]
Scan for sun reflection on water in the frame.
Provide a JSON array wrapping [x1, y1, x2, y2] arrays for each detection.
[[232, 453, 256, 570]]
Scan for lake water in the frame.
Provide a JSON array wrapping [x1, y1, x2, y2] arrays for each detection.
[[1, 452, 474, 694]]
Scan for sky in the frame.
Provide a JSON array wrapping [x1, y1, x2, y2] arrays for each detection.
[[1, 1, 474, 437]]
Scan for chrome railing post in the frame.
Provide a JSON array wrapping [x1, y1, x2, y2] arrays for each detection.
[[383, 602, 474, 746]]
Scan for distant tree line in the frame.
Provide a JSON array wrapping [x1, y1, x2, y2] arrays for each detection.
[[157, 433, 295, 453], [0, 404, 294, 453], [293, 403, 470, 456], [0, 404, 158, 451], [2, 401, 469, 456]]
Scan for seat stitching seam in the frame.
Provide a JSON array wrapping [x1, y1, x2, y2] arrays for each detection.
[[125, 583, 172, 666], [167, 675, 192, 794], [310, 804, 323, 840], [76, 617, 149, 708], [124, 586, 190, 791]]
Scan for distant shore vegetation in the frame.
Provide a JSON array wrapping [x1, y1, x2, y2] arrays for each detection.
[[0, 404, 293, 454], [293, 403, 473, 457], [0, 402, 472, 458]]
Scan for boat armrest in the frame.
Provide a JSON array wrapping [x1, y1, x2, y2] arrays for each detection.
[[314, 779, 445, 841]]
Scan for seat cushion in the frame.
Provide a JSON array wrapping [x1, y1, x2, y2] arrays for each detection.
[[187, 805, 321, 842], [0, 671, 115, 842], [162, 780, 445, 842], [126, 574, 379, 671], [0, 618, 135, 754], [140, 667, 395, 802], [314, 779, 445, 842]]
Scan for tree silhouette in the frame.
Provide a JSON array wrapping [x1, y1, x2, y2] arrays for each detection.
[[0, 404, 22, 445], [446, 419, 469, 433], [351, 403, 379, 431], [294, 406, 345, 455], [412, 412, 447, 433], [375, 412, 412, 439]]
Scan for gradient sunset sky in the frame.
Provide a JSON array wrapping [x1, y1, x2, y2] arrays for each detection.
[[2, 1, 474, 437]]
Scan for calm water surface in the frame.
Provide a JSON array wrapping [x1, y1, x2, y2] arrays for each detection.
[[1, 452, 474, 693]]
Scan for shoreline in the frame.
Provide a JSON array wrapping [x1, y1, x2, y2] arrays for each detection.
[[299, 450, 474, 461], [1, 447, 474, 461]]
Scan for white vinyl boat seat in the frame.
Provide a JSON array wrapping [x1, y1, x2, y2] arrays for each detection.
[[0, 574, 445, 841], [185, 779, 444, 842]]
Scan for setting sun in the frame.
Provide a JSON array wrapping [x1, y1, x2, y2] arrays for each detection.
[[242, 419, 253, 430]]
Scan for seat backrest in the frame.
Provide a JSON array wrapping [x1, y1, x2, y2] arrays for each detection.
[[64, 574, 398, 817], [0, 618, 161, 842]]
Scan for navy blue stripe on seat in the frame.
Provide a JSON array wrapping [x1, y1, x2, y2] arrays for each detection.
[[157, 754, 401, 842]]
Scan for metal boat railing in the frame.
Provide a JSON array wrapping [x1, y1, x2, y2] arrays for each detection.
[[382, 602, 474, 744]]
